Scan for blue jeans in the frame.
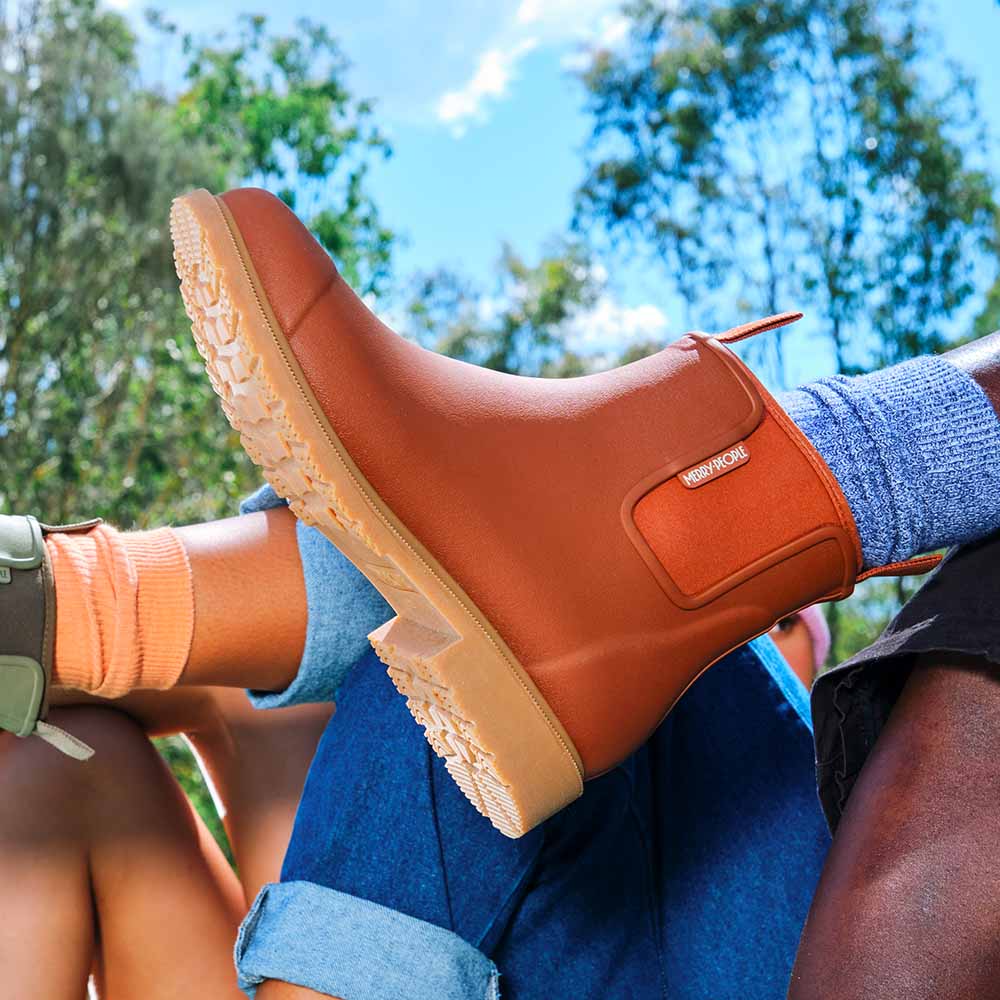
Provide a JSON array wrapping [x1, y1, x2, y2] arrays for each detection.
[[235, 487, 831, 998]]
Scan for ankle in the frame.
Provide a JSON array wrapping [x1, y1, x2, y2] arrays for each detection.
[[780, 356, 1000, 568], [47, 524, 194, 697]]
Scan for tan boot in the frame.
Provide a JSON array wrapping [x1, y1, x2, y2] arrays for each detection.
[[170, 187, 929, 838]]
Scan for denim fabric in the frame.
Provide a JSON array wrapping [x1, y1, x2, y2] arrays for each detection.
[[239, 485, 391, 707], [236, 882, 500, 1000], [238, 484, 284, 516], [237, 626, 831, 998]]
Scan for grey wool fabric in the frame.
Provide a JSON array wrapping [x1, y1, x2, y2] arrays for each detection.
[[780, 356, 1000, 569]]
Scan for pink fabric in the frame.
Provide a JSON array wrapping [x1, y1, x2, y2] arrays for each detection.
[[798, 604, 831, 672], [47, 525, 194, 696]]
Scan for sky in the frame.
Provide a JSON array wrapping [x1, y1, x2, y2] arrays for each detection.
[[119, 0, 1000, 384]]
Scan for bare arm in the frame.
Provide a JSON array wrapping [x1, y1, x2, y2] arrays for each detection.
[[789, 332, 1000, 997], [946, 328, 1000, 416], [789, 654, 1000, 999]]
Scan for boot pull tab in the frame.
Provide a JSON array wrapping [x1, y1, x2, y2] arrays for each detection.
[[714, 311, 804, 345], [857, 553, 943, 583]]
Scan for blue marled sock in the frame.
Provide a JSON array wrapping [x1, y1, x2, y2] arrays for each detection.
[[779, 357, 1000, 569]]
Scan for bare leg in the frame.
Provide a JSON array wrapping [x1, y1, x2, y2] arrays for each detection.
[[789, 655, 1000, 999], [177, 687, 333, 898], [0, 707, 247, 1000], [177, 505, 308, 692], [0, 718, 95, 999], [44, 505, 308, 697], [49, 684, 332, 900]]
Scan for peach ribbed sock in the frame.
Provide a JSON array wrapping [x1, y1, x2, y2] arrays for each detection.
[[46, 524, 195, 697]]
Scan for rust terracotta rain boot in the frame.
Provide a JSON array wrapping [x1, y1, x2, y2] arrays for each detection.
[[169, 188, 935, 839]]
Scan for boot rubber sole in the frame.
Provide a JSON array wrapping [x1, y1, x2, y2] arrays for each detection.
[[169, 189, 585, 838]]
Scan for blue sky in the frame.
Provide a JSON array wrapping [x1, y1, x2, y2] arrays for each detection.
[[120, 0, 1000, 383]]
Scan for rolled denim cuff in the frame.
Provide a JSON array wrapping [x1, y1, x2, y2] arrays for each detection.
[[239, 484, 286, 516], [236, 881, 501, 1000], [238, 486, 391, 708]]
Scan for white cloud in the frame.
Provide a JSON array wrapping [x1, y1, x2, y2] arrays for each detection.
[[596, 14, 630, 47], [559, 49, 593, 73], [105, 0, 132, 9], [561, 13, 631, 71], [516, 0, 620, 29], [566, 295, 669, 355], [432, 0, 625, 133], [436, 38, 538, 133], [515, 0, 545, 24]]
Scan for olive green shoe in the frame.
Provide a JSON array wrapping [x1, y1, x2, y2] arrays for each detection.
[[0, 515, 95, 759]]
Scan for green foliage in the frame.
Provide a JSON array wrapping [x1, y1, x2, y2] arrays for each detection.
[[974, 217, 1000, 338], [155, 735, 233, 863], [0, 0, 394, 853], [575, 0, 999, 382], [0, 0, 393, 528], [404, 241, 602, 375], [821, 573, 926, 669], [977, 278, 1000, 339], [402, 240, 670, 377], [172, 13, 394, 296]]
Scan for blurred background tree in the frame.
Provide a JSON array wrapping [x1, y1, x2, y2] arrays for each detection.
[[573, 0, 998, 655], [0, 0, 393, 531], [574, 0, 998, 382], [1, 0, 998, 845], [403, 240, 600, 375], [0, 0, 394, 851]]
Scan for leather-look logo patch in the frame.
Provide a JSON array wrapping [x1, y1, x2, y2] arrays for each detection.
[[678, 441, 750, 489]]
